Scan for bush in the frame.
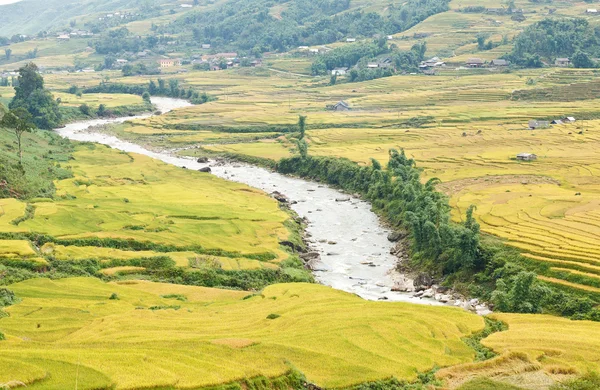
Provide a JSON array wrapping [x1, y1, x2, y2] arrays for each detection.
[[0, 288, 16, 307], [266, 313, 280, 320], [109, 293, 119, 300]]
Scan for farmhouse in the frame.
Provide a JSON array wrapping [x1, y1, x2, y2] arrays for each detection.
[[158, 58, 181, 68], [57, 34, 70, 41], [555, 58, 570, 67], [517, 153, 538, 161], [564, 116, 576, 123], [490, 59, 509, 66], [202, 44, 211, 49], [367, 63, 379, 69], [181, 3, 193, 8], [346, 38, 356, 42], [331, 67, 348, 76], [331, 101, 351, 111], [529, 120, 550, 129], [466, 58, 485, 68], [586, 8, 598, 14], [551, 119, 563, 125]]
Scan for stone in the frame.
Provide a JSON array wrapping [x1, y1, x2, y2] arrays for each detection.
[[198, 167, 211, 173], [271, 191, 289, 203], [413, 273, 433, 290], [196, 157, 209, 163], [335, 197, 351, 202], [387, 230, 407, 242]]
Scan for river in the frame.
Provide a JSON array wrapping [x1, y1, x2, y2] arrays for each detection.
[[56, 97, 442, 305]]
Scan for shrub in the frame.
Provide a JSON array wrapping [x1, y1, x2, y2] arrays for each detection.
[[109, 293, 119, 300], [266, 313, 280, 320]]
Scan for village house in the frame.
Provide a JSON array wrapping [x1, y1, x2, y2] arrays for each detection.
[[57, 34, 70, 41], [555, 58, 570, 67], [367, 63, 379, 69], [387, 35, 394, 40], [529, 120, 550, 129], [158, 58, 181, 68], [466, 58, 485, 68], [517, 153, 537, 161], [202, 44, 211, 49], [331, 101, 351, 111], [551, 119, 564, 125], [346, 38, 356, 43], [586, 8, 598, 14], [181, 3, 193, 8], [420, 57, 445, 69], [331, 67, 348, 76], [564, 116, 576, 123], [490, 59, 510, 66], [309, 48, 319, 55]]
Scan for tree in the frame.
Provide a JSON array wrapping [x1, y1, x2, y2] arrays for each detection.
[[298, 115, 306, 139], [4, 48, 11, 60], [79, 104, 91, 116], [97, 104, 108, 117], [9, 63, 61, 129], [0, 108, 35, 164], [104, 56, 116, 69], [142, 91, 151, 103], [572, 51, 596, 68], [329, 74, 337, 85]]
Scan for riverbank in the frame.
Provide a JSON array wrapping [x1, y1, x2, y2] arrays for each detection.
[[54, 97, 447, 305]]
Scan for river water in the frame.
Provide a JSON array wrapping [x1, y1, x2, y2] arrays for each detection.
[[56, 97, 440, 305]]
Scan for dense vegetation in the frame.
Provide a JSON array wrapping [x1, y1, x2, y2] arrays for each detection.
[[277, 151, 600, 320], [9, 63, 61, 129], [83, 79, 214, 104], [509, 18, 600, 67], [166, 0, 449, 54]]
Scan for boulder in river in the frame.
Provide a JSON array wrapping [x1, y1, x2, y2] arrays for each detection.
[[196, 157, 209, 163], [335, 197, 351, 202], [198, 167, 212, 173], [413, 273, 433, 291], [387, 230, 407, 242], [271, 191, 289, 203]]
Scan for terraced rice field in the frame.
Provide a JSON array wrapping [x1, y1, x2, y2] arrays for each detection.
[[439, 313, 600, 388], [0, 277, 484, 389], [84, 65, 600, 295], [0, 142, 292, 272]]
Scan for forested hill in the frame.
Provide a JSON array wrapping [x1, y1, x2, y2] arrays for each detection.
[[164, 0, 450, 54], [0, 0, 172, 36]]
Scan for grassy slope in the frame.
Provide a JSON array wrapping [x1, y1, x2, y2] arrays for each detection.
[[0, 0, 174, 36], [0, 277, 484, 389]]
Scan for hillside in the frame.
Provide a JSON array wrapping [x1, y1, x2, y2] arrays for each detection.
[[4, 1, 600, 389]]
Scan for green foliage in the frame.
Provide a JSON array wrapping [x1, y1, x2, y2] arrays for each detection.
[[0, 288, 17, 307], [0, 128, 73, 199], [266, 313, 280, 319], [109, 292, 120, 300], [172, 0, 449, 54], [277, 150, 480, 276], [161, 294, 187, 301], [491, 271, 552, 313], [462, 317, 507, 361], [9, 63, 61, 129], [509, 18, 600, 66], [84, 80, 214, 105]]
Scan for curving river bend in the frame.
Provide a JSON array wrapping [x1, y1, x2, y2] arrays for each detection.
[[56, 97, 441, 305]]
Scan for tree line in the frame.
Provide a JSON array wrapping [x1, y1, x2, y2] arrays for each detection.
[[278, 117, 600, 320]]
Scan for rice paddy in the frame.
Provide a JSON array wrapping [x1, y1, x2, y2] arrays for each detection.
[[92, 65, 600, 294], [0, 142, 292, 272], [0, 277, 484, 389]]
